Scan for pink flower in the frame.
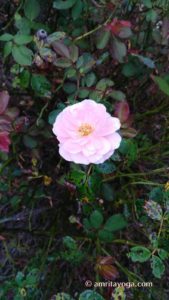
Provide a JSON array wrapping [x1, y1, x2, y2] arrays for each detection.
[[0, 132, 11, 153], [53, 100, 121, 165]]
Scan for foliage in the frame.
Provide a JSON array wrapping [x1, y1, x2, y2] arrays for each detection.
[[0, 0, 169, 299]]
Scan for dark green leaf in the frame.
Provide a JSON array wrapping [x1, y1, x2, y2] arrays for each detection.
[[85, 72, 97, 87], [71, 0, 83, 20], [96, 161, 116, 174], [31, 74, 51, 97], [151, 255, 165, 278], [102, 183, 114, 202], [111, 38, 127, 63], [63, 83, 77, 94], [90, 210, 104, 229], [24, 0, 40, 21], [98, 229, 114, 242], [152, 76, 169, 97], [54, 58, 72, 68], [104, 214, 127, 232], [79, 290, 104, 300], [23, 135, 38, 149], [96, 30, 111, 50], [4, 41, 12, 59], [53, 0, 77, 10]]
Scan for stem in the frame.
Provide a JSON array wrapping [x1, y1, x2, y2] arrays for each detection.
[[152, 213, 166, 255], [0, 0, 24, 33], [36, 101, 49, 126], [74, 13, 114, 42]]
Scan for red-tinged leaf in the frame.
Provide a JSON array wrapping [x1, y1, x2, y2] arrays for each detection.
[[96, 256, 119, 281], [106, 19, 131, 37], [0, 235, 6, 240], [13, 116, 29, 132], [121, 115, 134, 128], [0, 131, 11, 153], [0, 115, 12, 132], [52, 41, 70, 58], [121, 127, 137, 138], [5, 107, 20, 120], [0, 91, 10, 114], [114, 101, 130, 123]]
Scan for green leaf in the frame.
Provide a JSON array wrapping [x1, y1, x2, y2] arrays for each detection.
[[23, 135, 38, 149], [4, 41, 13, 59], [96, 161, 116, 174], [15, 16, 31, 34], [19, 70, 31, 88], [31, 74, 51, 97], [53, 0, 77, 10], [47, 32, 66, 43], [122, 62, 140, 77], [90, 210, 104, 229], [0, 33, 13, 42], [146, 9, 157, 23], [104, 214, 127, 232], [133, 54, 155, 69], [98, 229, 114, 242], [71, 0, 83, 20], [63, 83, 77, 94], [48, 104, 65, 125], [12, 45, 33, 66], [79, 290, 104, 300], [65, 68, 77, 78], [129, 246, 151, 263], [69, 44, 79, 62], [55, 293, 75, 300], [14, 34, 32, 45], [102, 183, 114, 202], [96, 30, 111, 49], [85, 72, 97, 87], [26, 269, 39, 286], [112, 38, 127, 63], [16, 272, 24, 286], [78, 88, 90, 98], [96, 78, 114, 90], [158, 249, 168, 260], [109, 90, 126, 101], [142, 0, 152, 8], [152, 76, 169, 97], [54, 58, 72, 68], [151, 255, 165, 278], [24, 0, 40, 21]]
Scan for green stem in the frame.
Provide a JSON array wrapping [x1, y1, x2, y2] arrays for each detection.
[[74, 13, 114, 42]]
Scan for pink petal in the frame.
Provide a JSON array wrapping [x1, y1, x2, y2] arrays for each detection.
[[0, 132, 11, 153]]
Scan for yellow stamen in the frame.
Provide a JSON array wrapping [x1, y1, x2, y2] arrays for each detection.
[[78, 123, 93, 136]]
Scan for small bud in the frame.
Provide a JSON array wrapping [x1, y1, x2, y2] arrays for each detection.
[[36, 29, 48, 40]]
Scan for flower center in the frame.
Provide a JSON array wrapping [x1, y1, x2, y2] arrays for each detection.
[[78, 123, 93, 136]]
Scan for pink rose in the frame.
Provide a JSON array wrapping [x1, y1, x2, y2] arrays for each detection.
[[53, 99, 121, 165]]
